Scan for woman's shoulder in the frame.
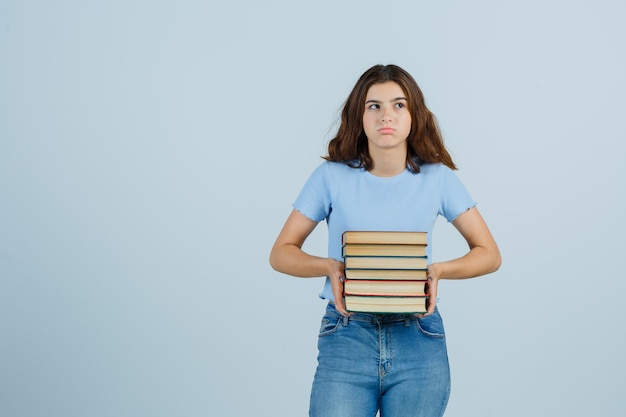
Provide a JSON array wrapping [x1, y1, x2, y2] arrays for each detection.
[[417, 162, 453, 175], [318, 160, 363, 174], [304, 160, 361, 184]]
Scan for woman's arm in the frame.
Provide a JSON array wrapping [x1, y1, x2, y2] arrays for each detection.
[[269, 209, 349, 315], [433, 206, 501, 279], [424, 206, 501, 315]]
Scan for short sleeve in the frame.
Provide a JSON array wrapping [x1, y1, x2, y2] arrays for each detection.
[[293, 162, 332, 222], [439, 166, 477, 222]]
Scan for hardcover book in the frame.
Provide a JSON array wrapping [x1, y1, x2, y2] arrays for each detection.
[[344, 256, 427, 270], [342, 231, 427, 245], [342, 243, 427, 258], [344, 295, 429, 314], [343, 279, 427, 297], [344, 269, 428, 280]]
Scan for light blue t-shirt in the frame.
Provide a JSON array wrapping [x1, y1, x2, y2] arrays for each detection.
[[293, 161, 476, 301]]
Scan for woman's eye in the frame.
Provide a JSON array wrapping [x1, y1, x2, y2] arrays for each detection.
[[395, 102, 405, 109], [368, 104, 380, 110]]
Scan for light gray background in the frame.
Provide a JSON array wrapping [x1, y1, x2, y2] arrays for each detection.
[[1, 1, 625, 416]]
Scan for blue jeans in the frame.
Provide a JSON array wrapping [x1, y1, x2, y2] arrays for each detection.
[[309, 302, 451, 417]]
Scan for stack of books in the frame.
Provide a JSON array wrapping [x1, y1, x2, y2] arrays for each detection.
[[342, 231, 429, 314]]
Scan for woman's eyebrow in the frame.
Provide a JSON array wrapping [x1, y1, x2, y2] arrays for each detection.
[[365, 97, 407, 104]]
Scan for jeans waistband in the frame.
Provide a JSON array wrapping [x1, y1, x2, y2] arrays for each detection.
[[327, 301, 420, 323]]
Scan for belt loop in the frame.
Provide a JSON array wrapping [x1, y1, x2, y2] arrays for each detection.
[[342, 316, 349, 326], [404, 317, 411, 327]]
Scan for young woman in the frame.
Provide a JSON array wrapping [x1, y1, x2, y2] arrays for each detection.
[[269, 64, 501, 417]]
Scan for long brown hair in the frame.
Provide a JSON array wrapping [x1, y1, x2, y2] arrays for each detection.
[[324, 64, 457, 172]]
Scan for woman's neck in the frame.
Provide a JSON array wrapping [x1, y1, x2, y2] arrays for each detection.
[[368, 149, 407, 177]]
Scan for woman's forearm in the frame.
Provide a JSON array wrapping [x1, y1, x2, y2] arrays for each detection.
[[269, 243, 339, 278], [431, 244, 501, 280]]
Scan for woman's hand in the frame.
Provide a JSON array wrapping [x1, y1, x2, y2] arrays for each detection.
[[420, 263, 441, 317], [327, 258, 350, 316]]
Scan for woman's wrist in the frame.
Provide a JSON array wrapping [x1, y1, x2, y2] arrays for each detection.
[[428, 262, 445, 280], [326, 257, 342, 277]]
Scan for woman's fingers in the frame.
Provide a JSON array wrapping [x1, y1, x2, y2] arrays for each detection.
[[422, 267, 439, 317]]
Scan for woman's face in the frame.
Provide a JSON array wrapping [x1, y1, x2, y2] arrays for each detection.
[[362, 81, 412, 153]]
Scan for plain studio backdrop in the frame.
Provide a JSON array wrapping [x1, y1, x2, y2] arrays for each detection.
[[1, 1, 625, 416]]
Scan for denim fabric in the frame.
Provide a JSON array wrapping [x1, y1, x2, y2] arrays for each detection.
[[309, 302, 450, 417]]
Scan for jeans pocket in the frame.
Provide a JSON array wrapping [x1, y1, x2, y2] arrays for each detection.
[[318, 314, 343, 337], [415, 310, 445, 339]]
